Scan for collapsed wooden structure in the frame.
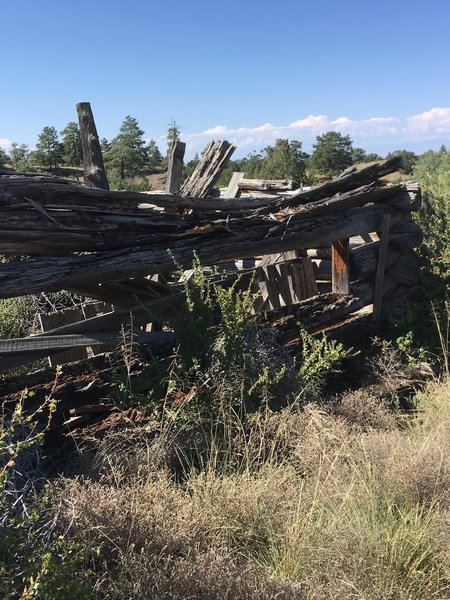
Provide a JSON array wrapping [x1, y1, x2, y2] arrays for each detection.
[[0, 152, 422, 372]]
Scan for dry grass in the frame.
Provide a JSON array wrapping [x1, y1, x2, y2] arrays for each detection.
[[54, 379, 450, 599]]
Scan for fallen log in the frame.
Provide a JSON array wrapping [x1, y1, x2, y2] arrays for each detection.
[[273, 155, 404, 211], [0, 183, 405, 256], [238, 178, 296, 192], [0, 202, 405, 298]]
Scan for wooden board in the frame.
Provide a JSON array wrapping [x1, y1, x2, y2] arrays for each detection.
[[223, 172, 245, 198], [39, 307, 88, 366], [332, 238, 350, 294]]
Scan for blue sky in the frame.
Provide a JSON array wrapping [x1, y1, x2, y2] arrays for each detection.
[[2, 0, 450, 158]]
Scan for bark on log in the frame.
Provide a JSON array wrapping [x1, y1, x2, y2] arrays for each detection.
[[0, 203, 404, 298], [76, 102, 109, 190], [165, 141, 186, 195], [0, 183, 404, 256], [181, 140, 236, 197], [238, 178, 296, 192], [274, 156, 404, 211]]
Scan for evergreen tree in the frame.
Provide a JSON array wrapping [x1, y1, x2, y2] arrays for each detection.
[[9, 143, 29, 169], [146, 139, 164, 171], [60, 122, 83, 166], [310, 131, 353, 177], [259, 139, 309, 183], [0, 147, 9, 167], [365, 152, 383, 162], [34, 126, 64, 169], [100, 137, 111, 154], [240, 151, 264, 179], [105, 116, 148, 179], [351, 147, 367, 164]]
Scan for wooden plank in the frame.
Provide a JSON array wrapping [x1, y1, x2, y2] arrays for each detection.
[[224, 172, 245, 198], [289, 258, 319, 302], [82, 302, 115, 355], [263, 265, 281, 310], [302, 257, 319, 297], [39, 307, 88, 366], [0, 331, 178, 355], [372, 214, 392, 320], [76, 102, 109, 190], [276, 263, 293, 306], [332, 238, 350, 294], [165, 140, 186, 195]]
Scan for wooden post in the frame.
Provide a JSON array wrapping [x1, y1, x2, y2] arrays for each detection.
[[372, 214, 392, 320], [76, 102, 109, 190], [331, 238, 350, 294], [165, 140, 186, 195], [224, 172, 245, 198]]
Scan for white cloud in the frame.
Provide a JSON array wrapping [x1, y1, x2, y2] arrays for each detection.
[[180, 107, 450, 157], [0, 138, 11, 152], [406, 107, 450, 135]]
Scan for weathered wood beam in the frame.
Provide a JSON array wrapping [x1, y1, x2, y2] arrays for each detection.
[[181, 140, 236, 197], [0, 183, 403, 256], [275, 155, 404, 210], [0, 203, 404, 298], [332, 239, 350, 294], [0, 331, 178, 356], [238, 178, 296, 192], [372, 214, 391, 320], [223, 172, 245, 198], [165, 140, 186, 195], [76, 102, 109, 190]]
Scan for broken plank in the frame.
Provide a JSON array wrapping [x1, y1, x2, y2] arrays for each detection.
[[332, 238, 350, 294]]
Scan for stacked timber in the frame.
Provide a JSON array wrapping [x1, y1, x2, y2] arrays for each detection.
[[0, 155, 423, 371], [223, 173, 299, 199]]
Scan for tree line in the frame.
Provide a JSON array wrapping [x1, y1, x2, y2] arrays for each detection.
[[0, 114, 424, 189]]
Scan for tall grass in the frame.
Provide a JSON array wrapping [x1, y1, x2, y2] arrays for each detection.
[[46, 379, 450, 599]]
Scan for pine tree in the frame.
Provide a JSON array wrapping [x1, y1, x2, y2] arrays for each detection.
[[310, 131, 353, 177], [0, 147, 9, 167], [259, 139, 309, 183], [9, 143, 29, 169], [60, 122, 83, 166], [105, 116, 148, 179], [146, 139, 164, 171], [34, 126, 64, 169]]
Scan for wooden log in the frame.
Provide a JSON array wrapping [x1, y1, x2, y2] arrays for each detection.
[[76, 102, 109, 190], [0, 175, 269, 212], [332, 238, 350, 294], [238, 178, 296, 192], [0, 184, 403, 258], [165, 140, 186, 195], [276, 156, 404, 210], [181, 140, 236, 197], [0, 203, 405, 299]]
